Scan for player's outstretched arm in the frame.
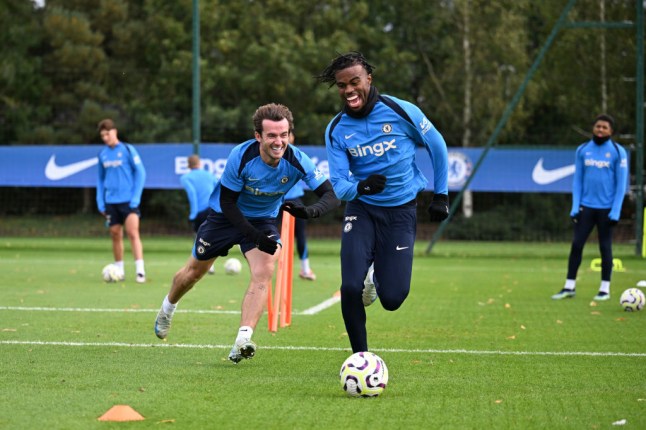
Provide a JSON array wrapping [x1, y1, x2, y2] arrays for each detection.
[[280, 180, 340, 219]]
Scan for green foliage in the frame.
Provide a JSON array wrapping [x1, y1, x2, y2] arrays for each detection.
[[0, 0, 640, 146]]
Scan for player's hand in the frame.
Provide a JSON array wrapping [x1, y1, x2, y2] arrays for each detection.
[[428, 194, 449, 222], [609, 218, 619, 226], [357, 174, 387, 195], [280, 202, 317, 219], [253, 231, 279, 255]]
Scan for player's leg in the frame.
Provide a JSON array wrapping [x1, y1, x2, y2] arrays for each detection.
[[340, 200, 376, 352], [229, 219, 281, 363], [594, 208, 614, 300], [154, 212, 232, 340], [155, 255, 214, 339], [553, 206, 595, 299], [373, 201, 416, 311], [294, 216, 315, 280], [124, 209, 145, 282]]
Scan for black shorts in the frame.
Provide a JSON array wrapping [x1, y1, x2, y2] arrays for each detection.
[[192, 211, 281, 261], [105, 203, 140, 226]]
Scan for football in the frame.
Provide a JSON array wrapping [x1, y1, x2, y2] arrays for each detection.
[[223, 257, 242, 275], [101, 264, 122, 283], [620, 288, 645, 311], [339, 351, 389, 397]]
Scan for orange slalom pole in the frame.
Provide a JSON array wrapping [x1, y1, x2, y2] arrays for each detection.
[[280, 214, 295, 327]]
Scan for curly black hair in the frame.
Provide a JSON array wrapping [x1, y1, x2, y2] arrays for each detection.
[[315, 51, 375, 87]]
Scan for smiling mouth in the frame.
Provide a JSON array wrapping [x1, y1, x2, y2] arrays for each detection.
[[346, 94, 362, 109]]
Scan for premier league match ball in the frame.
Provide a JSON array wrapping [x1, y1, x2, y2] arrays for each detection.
[[101, 264, 122, 283], [223, 257, 242, 275], [339, 351, 389, 397], [620, 288, 645, 312]]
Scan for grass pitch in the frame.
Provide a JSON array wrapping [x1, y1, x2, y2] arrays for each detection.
[[0, 237, 645, 429]]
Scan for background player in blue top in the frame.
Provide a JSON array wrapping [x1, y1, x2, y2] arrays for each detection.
[[96, 118, 147, 283], [153, 103, 339, 363], [180, 154, 219, 274], [552, 114, 628, 301], [317, 52, 450, 353]]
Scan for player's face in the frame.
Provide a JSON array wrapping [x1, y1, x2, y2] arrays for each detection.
[[334, 64, 372, 112], [100, 129, 119, 147], [255, 118, 290, 167], [593, 120, 613, 138]]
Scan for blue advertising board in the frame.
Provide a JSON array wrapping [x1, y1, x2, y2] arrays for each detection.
[[0, 143, 629, 193]]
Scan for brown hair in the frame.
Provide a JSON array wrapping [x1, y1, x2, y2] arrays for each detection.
[[252, 103, 294, 135], [188, 154, 200, 169], [97, 118, 116, 132]]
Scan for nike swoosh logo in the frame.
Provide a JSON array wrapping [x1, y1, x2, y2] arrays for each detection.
[[45, 155, 98, 180], [344, 133, 356, 139], [531, 158, 575, 185], [267, 234, 277, 238], [395, 246, 409, 251]]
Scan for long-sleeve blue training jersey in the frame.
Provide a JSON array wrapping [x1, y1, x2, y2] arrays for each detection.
[[96, 142, 146, 212], [570, 139, 628, 221], [324, 94, 448, 206], [180, 168, 219, 220]]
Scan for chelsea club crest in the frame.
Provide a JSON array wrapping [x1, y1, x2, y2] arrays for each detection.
[[447, 151, 472, 188]]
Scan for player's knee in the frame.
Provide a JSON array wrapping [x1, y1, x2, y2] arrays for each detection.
[[379, 293, 407, 311]]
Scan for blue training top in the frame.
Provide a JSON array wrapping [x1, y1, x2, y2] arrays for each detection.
[[285, 180, 305, 200], [180, 168, 219, 220], [209, 139, 326, 218], [96, 142, 146, 212], [325, 94, 448, 206], [570, 139, 628, 221]]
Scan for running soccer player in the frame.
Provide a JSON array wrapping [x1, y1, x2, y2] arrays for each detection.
[[153, 103, 339, 363], [317, 52, 450, 353], [551, 114, 628, 301], [96, 118, 147, 283]]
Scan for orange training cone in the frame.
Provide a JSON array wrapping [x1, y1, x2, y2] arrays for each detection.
[[97, 405, 145, 422]]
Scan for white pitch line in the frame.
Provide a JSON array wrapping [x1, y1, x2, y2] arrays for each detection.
[[0, 294, 342, 316], [1, 340, 645, 358]]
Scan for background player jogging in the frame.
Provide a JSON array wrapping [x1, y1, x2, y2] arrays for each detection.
[[317, 52, 450, 353]]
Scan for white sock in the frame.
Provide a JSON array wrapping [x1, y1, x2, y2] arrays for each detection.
[[236, 326, 253, 342], [301, 258, 311, 273], [599, 281, 610, 294], [135, 259, 145, 275], [564, 279, 576, 291], [162, 295, 176, 314], [115, 261, 124, 271]]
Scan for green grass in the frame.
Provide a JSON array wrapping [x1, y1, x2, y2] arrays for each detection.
[[1, 237, 645, 429]]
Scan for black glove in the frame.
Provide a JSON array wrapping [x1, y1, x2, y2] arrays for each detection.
[[609, 218, 618, 226], [357, 174, 387, 195], [280, 202, 318, 219], [252, 230, 279, 255], [428, 194, 449, 222]]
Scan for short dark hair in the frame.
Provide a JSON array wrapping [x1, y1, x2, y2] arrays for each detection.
[[252, 103, 294, 134], [316, 51, 375, 87], [594, 114, 616, 133], [97, 118, 116, 132]]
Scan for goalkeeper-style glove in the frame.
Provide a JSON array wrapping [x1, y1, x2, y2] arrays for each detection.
[[280, 202, 318, 219], [428, 194, 449, 222], [357, 174, 387, 195]]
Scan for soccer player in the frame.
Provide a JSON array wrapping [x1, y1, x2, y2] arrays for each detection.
[[96, 118, 147, 283], [316, 52, 450, 353], [180, 154, 219, 274], [153, 103, 339, 363], [552, 114, 628, 301]]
